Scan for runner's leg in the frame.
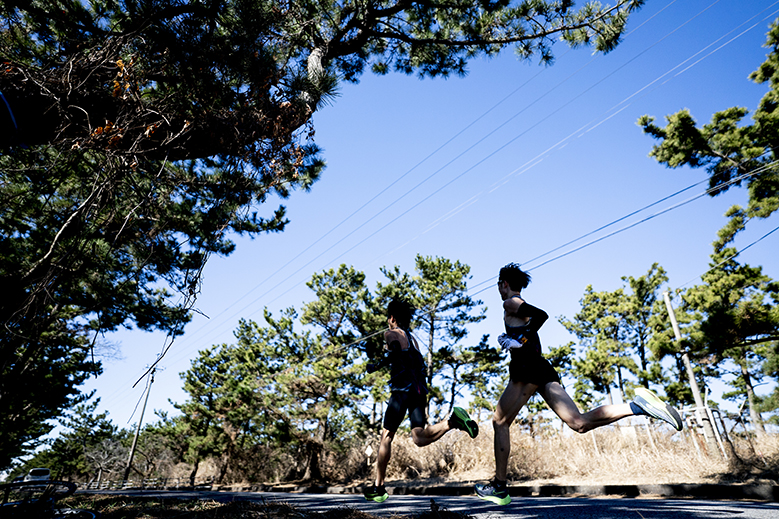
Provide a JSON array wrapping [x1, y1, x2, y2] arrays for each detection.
[[493, 380, 538, 481], [411, 421, 450, 447], [540, 382, 632, 433], [375, 428, 394, 486]]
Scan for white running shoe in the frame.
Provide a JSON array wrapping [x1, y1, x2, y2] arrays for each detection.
[[633, 387, 683, 431]]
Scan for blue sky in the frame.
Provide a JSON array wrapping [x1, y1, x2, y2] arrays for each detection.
[[84, 0, 779, 430]]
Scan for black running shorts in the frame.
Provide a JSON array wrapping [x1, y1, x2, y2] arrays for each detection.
[[383, 390, 427, 432], [509, 346, 560, 386]]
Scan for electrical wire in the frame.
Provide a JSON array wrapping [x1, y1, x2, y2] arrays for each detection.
[[676, 222, 779, 290], [171, 0, 716, 337], [363, 1, 779, 273], [94, 0, 776, 413], [231, 0, 729, 319], [290, 158, 779, 356], [164, 0, 685, 348], [93, 1, 729, 403], [524, 163, 779, 271]]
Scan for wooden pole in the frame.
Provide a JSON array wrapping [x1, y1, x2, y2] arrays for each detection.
[[123, 367, 155, 481], [663, 291, 721, 457]]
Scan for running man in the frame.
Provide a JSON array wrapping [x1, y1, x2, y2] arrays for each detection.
[[363, 298, 479, 503], [475, 263, 683, 505]]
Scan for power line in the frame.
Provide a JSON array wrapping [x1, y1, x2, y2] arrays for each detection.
[[676, 222, 779, 290], [287, 172, 779, 358], [584, 0, 779, 130], [102, 26, 562, 382], [165, 3, 778, 416], [355, 0, 778, 273], [250, 0, 736, 295], [156, 0, 665, 355], [309, 159, 779, 354], [168, 62, 552, 346], [195, 2, 716, 316], [97, 7, 702, 395], [524, 162, 778, 271], [95, 1, 774, 413]]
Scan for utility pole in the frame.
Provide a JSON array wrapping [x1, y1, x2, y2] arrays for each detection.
[[123, 366, 156, 481], [663, 291, 721, 457]]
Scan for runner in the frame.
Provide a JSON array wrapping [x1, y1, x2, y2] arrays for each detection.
[[363, 298, 479, 503], [475, 263, 683, 505]]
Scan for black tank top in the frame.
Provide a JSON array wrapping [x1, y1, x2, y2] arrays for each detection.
[[505, 297, 548, 355], [389, 330, 428, 394]]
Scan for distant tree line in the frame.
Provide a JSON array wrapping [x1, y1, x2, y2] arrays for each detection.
[[9, 246, 778, 484]]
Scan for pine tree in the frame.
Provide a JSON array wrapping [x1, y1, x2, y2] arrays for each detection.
[[299, 265, 380, 480], [639, 18, 779, 231], [681, 220, 779, 437], [0, 0, 645, 466], [172, 344, 234, 485], [11, 397, 118, 482], [460, 335, 504, 422], [622, 263, 668, 387], [562, 285, 638, 405]]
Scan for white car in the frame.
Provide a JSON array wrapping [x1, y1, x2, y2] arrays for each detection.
[[23, 468, 50, 482]]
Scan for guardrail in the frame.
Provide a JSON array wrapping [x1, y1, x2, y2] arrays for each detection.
[[83, 476, 215, 491]]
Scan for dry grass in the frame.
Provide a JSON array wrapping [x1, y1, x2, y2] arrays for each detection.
[[55, 427, 778, 518], [375, 423, 779, 487], [181, 424, 777, 488]]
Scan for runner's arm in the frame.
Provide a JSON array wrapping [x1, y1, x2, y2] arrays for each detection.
[[367, 333, 402, 373], [513, 302, 548, 333]]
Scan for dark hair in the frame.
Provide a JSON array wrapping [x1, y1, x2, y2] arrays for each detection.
[[387, 298, 415, 329], [499, 262, 531, 291]]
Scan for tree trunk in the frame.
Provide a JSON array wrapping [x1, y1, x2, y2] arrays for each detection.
[[448, 374, 457, 417], [303, 413, 330, 482], [216, 448, 230, 485], [606, 386, 614, 406], [302, 441, 323, 482], [638, 339, 648, 387], [716, 411, 739, 463], [426, 314, 435, 419], [189, 460, 199, 487], [676, 357, 686, 387], [217, 461, 228, 485], [740, 359, 766, 439], [426, 317, 435, 387]]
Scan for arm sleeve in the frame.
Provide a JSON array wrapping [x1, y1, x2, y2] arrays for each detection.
[[515, 302, 548, 333]]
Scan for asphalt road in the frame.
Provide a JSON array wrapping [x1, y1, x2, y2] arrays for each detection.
[[82, 489, 779, 518]]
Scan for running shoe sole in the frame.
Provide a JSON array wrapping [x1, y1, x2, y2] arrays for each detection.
[[451, 407, 479, 439], [634, 387, 683, 431], [363, 484, 388, 503], [364, 490, 388, 503], [475, 484, 511, 505]]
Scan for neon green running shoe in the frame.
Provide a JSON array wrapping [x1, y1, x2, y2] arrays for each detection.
[[363, 484, 388, 503], [449, 407, 479, 439], [633, 387, 683, 431], [475, 480, 510, 505]]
